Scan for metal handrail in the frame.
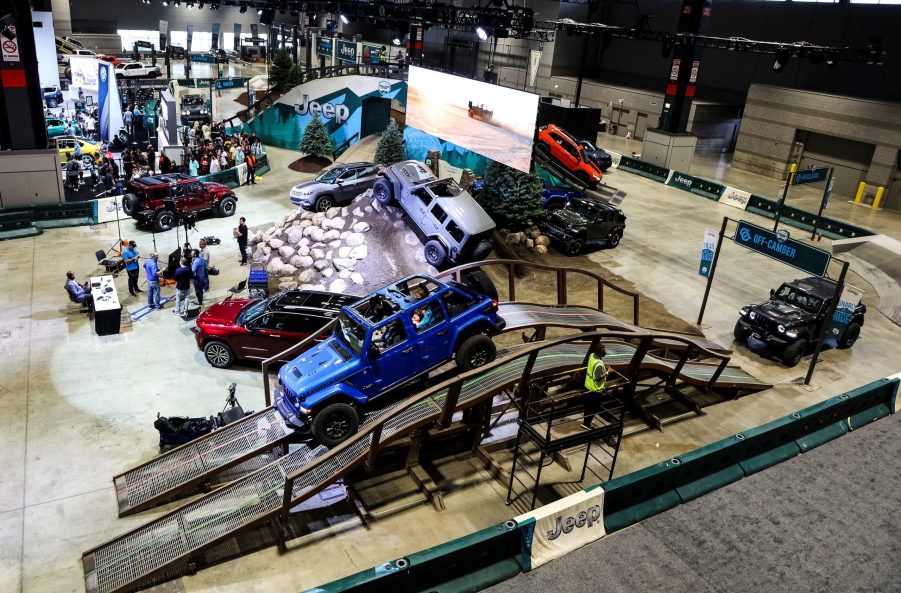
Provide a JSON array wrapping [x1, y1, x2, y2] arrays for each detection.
[[438, 259, 642, 326], [261, 318, 336, 407]]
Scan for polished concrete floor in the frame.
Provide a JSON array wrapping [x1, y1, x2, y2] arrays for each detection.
[[1, 134, 900, 593]]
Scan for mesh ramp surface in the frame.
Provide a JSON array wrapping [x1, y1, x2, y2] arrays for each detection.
[[83, 345, 590, 593], [114, 406, 294, 516]]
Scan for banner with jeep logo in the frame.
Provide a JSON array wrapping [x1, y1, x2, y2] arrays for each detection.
[[667, 171, 726, 200], [719, 186, 752, 210], [515, 487, 606, 569]]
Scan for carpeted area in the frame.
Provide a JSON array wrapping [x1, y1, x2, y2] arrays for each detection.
[[486, 413, 901, 593]]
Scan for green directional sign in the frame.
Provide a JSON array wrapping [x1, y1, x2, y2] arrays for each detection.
[[793, 167, 829, 185], [316, 36, 333, 57], [336, 40, 357, 63], [734, 220, 831, 277]]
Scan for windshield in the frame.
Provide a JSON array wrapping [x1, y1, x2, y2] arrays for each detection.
[[775, 285, 823, 313], [427, 180, 464, 198], [315, 168, 343, 183], [569, 199, 598, 218], [580, 140, 597, 151], [237, 297, 270, 325], [335, 311, 366, 356], [183, 96, 203, 106]]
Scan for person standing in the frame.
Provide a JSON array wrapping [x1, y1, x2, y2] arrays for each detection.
[[198, 238, 211, 290], [123, 107, 133, 135], [209, 153, 220, 174], [236, 216, 248, 265], [133, 104, 143, 131], [122, 148, 134, 181], [582, 343, 608, 429], [172, 259, 193, 316], [188, 156, 199, 177], [143, 251, 162, 309], [122, 240, 142, 296], [146, 144, 156, 174], [245, 152, 256, 185], [159, 153, 171, 174], [191, 249, 207, 306]]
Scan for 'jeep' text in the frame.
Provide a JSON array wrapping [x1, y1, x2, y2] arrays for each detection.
[[295, 94, 350, 125], [546, 505, 601, 540]]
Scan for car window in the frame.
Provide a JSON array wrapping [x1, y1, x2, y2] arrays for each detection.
[[259, 313, 287, 330], [336, 312, 366, 355], [410, 299, 446, 333], [187, 182, 204, 194], [446, 219, 465, 243], [442, 289, 475, 317], [337, 169, 356, 181], [371, 319, 407, 353], [315, 168, 343, 183], [280, 313, 326, 334], [412, 187, 431, 206], [358, 165, 379, 177], [431, 203, 447, 224]]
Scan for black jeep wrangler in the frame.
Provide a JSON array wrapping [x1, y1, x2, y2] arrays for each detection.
[[541, 196, 626, 255], [734, 276, 866, 367]]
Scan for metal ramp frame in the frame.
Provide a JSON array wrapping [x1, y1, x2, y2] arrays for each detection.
[[83, 329, 769, 593]]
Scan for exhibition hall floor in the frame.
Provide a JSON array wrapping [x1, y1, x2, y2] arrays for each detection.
[[1, 143, 900, 593]]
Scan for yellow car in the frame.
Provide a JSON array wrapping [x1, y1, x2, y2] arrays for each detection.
[[53, 135, 101, 166]]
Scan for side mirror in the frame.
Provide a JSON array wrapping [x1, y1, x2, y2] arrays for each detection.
[[368, 344, 380, 360]]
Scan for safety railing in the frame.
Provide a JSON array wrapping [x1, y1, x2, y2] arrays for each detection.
[[438, 259, 642, 326]]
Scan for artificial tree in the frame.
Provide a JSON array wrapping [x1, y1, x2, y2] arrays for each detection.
[[476, 161, 544, 230], [374, 118, 405, 165], [299, 113, 335, 160]]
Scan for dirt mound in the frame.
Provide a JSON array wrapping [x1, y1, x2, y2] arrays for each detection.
[[288, 155, 333, 173]]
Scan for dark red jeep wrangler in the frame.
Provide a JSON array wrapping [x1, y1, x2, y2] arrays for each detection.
[[122, 173, 238, 232]]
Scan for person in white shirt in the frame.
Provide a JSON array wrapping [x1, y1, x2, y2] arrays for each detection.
[[209, 155, 220, 174]]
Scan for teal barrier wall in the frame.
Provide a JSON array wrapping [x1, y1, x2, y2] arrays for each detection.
[[617, 155, 670, 182], [302, 376, 899, 593]]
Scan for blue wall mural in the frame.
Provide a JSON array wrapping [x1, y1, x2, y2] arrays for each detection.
[[403, 126, 494, 176], [233, 77, 407, 155]]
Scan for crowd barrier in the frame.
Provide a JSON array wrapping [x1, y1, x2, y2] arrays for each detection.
[[0, 202, 96, 240], [197, 153, 270, 188], [303, 375, 899, 593], [614, 156, 875, 240]]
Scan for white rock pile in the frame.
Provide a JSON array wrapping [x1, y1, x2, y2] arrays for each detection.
[[248, 198, 375, 294], [501, 227, 551, 255]]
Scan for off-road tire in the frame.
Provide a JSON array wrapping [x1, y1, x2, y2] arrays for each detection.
[[122, 193, 137, 216], [462, 269, 498, 301], [733, 321, 748, 343], [217, 196, 237, 217], [204, 340, 235, 369], [424, 239, 447, 268], [566, 240, 584, 256], [456, 334, 496, 372], [313, 402, 359, 448], [154, 209, 176, 232], [839, 322, 860, 349], [607, 231, 622, 248], [373, 179, 394, 205], [314, 194, 335, 212], [781, 338, 808, 367]]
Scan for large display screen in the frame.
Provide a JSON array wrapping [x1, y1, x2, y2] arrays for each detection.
[[69, 56, 99, 92], [406, 66, 539, 173]]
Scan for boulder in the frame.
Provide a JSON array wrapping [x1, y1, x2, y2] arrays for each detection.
[[341, 207, 349, 217], [525, 238, 535, 249], [404, 232, 418, 246], [505, 232, 522, 245], [300, 283, 326, 291], [325, 217, 346, 231], [310, 248, 326, 260], [338, 269, 352, 279], [346, 233, 365, 246], [338, 246, 352, 258], [352, 221, 371, 233], [296, 255, 314, 268], [286, 227, 305, 244], [322, 267, 334, 278], [535, 244, 548, 255], [299, 219, 313, 227], [266, 260, 284, 274], [535, 235, 550, 247], [308, 227, 326, 243], [298, 268, 317, 283], [372, 199, 382, 212], [313, 259, 331, 272], [325, 206, 341, 219], [349, 245, 368, 260], [262, 245, 272, 255], [278, 245, 296, 259], [289, 255, 306, 269], [278, 280, 298, 291], [311, 212, 327, 226], [301, 210, 316, 220], [323, 229, 341, 241], [352, 207, 364, 218], [329, 240, 342, 249], [302, 225, 318, 238], [268, 237, 284, 249], [330, 278, 348, 293], [297, 245, 310, 257], [333, 258, 356, 271], [364, 206, 373, 214], [527, 227, 542, 239], [350, 272, 364, 285], [340, 231, 351, 240]]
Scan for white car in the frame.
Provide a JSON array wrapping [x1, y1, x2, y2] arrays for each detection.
[[115, 62, 162, 78]]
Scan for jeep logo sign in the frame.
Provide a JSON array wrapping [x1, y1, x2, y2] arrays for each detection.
[[671, 173, 693, 189], [719, 186, 752, 210], [295, 94, 350, 125], [515, 488, 606, 569], [546, 505, 601, 540]]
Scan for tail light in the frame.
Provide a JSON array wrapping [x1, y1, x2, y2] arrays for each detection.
[[490, 299, 498, 311]]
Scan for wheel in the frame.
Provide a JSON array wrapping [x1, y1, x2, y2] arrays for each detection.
[[456, 334, 496, 372], [733, 321, 748, 343], [536, 142, 550, 156], [545, 199, 565, 210], [217, 196, 237, 217], [373, 179, 394, 205], [607, 231, 622, 248], [204, 340, 235, 368], [566, 240, 583, 256], [423, 239, 447, 267], [576, 171, 591, 186], [312, 402, 359, 448], [781, 338, 808, 367], [154, 209, 176, 232], [48, 99, 57, 108], [121, 193, 137, 216], [462, 269, 498, 301], [839, 322, 860, 349], [314, 194, 334, 212]]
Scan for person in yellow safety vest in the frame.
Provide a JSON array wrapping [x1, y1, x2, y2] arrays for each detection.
[[582, 343, 608, 429]]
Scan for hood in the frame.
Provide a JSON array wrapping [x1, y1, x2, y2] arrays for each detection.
[[753, 299, 809, 325], [197, 298, 254, 326], [291, 180, 329, 194], [548, 207, 588, 228], [279, 338, 357, 402], [202, 181, 230, 193]]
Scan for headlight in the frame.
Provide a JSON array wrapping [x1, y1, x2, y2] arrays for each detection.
[[739, 308, 748, 317], [592, 175, 600, 181], [786, 330, 798, 339], [749, 311, 756, 320], [777, 324, 786, 333]]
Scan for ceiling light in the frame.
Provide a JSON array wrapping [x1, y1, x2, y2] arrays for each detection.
[[257, 9, 263, 15], [161, 0, 169, 5], [772, 46, 791, 73], [476, 26, 489, 41], [340, 14, 349, 24]]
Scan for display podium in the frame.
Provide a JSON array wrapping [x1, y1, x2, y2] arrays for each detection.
[[90, 275, 122, 335]]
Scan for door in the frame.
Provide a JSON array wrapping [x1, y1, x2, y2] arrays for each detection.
[[634, 113, 648, 141], [407, 298, 450, 372], [181, 181, 206, 211], [334, 168, 359, 203], [366, 317, 415, 395], [237, 312, 288, 359]]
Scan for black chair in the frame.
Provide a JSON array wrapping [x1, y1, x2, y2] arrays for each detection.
[[227, 279, 247, 299]]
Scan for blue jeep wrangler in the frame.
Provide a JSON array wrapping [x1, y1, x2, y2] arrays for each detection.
[[275, 272, 505, 447]]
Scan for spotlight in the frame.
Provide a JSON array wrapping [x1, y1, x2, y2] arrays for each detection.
[[772, 46, 791, 73], [257, 8, 263, 15], [392, 35, 402, 45], [475, 26, 489, 41], [340, 14, 348, 24], [161, 0, 169, 5]]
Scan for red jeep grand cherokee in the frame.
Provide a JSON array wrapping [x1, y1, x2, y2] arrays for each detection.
[[122, 173, 238, 232], [536, 124, 604, 188], [194, 289, 357, 368]]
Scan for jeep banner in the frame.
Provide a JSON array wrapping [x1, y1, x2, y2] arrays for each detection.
[[699, 227, 718, 277], [515, 488, 606, 569], [336, 39, 357, 64], [666, 171, 726, 200], [719, 186, 752, 210], [827, 284, 863, 340], [233, 24, 241, 53], [211, 23, 220, 51]]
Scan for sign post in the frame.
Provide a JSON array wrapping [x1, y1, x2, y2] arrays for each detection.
[[696, 216, 728, 325], [772, 162, 797, 232], [810, 170, 834, 240], [804, 259, 848, 386]]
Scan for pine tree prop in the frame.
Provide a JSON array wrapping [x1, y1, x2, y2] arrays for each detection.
[[374, 119, 405, 165], [299, 113, 335, 160], [269, 50, 294, 89], [476, 161, 544, 230]]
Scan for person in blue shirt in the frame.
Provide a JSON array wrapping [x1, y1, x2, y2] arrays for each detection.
[[122, 240, 141, 296], [188, 157, 199, 177], [143, 252, 162, 309], [123, 108, 133, 135], [190, 248, 207, 306], [65, 271, 94, 311]]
